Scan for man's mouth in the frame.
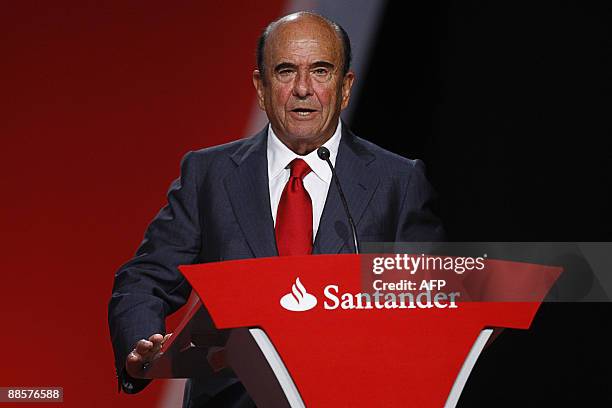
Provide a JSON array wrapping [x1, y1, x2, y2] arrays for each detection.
[[290, 108, 317, 117]]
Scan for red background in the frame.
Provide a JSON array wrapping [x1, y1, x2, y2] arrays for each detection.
[[0, 2, 283, 406]]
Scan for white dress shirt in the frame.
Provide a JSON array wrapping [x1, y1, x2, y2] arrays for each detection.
[[267, 122, 341, 240]]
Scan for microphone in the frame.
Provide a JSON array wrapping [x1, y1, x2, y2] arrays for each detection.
[[317, 146, 360, 254]]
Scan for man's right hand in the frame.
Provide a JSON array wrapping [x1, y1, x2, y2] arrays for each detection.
[[125, 333, 172, 378]]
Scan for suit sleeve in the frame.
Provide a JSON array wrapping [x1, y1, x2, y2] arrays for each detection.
[[108, 151, 203, 393], [395, 159, 446, 242]]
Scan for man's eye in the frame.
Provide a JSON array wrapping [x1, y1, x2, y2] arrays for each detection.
[[278, 69, 294, 76], [313, 68, 328, 75]]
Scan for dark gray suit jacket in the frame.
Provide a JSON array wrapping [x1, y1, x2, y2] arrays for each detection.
[[108, 124, 444, 407]]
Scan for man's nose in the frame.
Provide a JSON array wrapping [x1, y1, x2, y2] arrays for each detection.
[[292, 71, 314, 98]]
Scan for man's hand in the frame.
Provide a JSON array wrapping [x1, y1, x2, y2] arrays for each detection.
[[125, 333, 172, 378]]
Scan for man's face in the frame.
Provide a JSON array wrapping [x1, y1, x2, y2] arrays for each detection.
[[253, 16, 354, 154]]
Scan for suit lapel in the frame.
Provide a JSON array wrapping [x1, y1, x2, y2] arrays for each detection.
[[224, 128, 278, 258], [313, 126, 379, 254]]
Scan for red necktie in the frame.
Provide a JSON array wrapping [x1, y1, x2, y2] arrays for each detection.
[[275, 159, 313, 256]]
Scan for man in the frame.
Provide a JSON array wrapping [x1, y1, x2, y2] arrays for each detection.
[[108, 11, 444, 408]]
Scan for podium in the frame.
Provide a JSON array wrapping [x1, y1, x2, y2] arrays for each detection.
[[145, 254, 560, 407]]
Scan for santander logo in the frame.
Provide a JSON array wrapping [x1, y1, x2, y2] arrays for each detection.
[[280, 277, 318, 312]]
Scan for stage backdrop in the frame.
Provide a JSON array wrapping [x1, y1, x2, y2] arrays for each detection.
[[0, 2, 283, 407]]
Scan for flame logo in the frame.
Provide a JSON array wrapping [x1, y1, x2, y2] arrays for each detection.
[[280, 277, 317, 312]]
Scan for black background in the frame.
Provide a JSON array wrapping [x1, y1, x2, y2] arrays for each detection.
[[351, 1, 611, 406]]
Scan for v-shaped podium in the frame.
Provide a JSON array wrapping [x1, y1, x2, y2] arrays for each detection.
[[144, 254, 560, 407]]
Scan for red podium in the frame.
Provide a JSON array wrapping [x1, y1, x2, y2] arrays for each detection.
[[146, 254, 561, 407]]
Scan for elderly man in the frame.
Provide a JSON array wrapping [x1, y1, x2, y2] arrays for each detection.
[[108, 11, 444, 408]]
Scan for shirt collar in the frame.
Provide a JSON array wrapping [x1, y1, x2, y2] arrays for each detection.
[[267, 121, 342, 184]]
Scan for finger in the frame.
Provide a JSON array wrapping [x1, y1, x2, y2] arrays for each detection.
[[150, 333, 170, 356], [126, 350, 142, 365], [150, 342, 162, 356], [135, 339, 154, 355], [148, 333, 164, 344], [147, 333, 172, 360], [125, 351, 145, 378]]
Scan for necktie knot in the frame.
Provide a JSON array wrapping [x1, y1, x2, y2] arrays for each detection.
[[290, 159, 312, 180]]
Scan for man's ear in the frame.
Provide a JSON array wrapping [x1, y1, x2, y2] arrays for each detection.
[[340, 70, 355, 110], [252, 70, 266, 110]]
